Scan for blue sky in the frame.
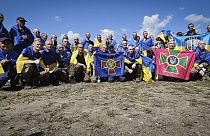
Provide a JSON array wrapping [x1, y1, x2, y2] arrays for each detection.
[[1, 0, 210, 43]]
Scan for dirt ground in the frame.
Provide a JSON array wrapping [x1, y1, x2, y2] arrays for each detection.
[[0, 80, 210, 136]]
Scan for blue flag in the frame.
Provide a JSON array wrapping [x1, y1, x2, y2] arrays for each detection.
[[141, 38, 154, 50], [174, 33, 210, 51], [94, 52, 124, 77]]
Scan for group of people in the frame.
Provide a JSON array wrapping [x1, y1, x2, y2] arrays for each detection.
[[0, 13, 210, 89]]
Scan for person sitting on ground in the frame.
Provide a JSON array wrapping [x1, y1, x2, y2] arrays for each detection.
[[70, 43, 92, 82], [191, 40, 210, 80], [57, 44, 72, 68], [15, 38, 42, 87], [40, 40, 67, 85], [124, 46, 142, 81], [0, 37, 18, 88]]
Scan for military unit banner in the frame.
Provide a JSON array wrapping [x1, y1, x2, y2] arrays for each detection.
[[155, 48, 196, 80], [94, 52, 124, 77]]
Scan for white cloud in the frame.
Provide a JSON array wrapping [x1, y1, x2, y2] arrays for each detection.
[[179, 7, 185, 10], [138, 14, 172, 37], [100, 29, 115, 40], [185, 14, 210, 23], [54, 16, 62, 22], [59, 31, 82, 43], [119, 28, 129, 33]]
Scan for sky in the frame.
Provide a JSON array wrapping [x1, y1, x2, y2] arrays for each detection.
[[1, 0, 210, 43]]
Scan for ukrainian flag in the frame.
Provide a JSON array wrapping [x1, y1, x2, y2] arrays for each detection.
[[174, 33, 210, 51], [158, 30, 174, 43]]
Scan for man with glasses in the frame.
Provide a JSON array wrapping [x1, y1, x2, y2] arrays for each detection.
[[0, 13, 9, 38]]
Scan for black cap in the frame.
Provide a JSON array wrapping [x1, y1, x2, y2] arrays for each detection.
[[0, 37, 10, 42], [16, 16, 27, 22]]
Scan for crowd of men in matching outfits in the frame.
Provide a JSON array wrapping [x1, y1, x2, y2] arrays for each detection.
[[0, 13, 210, 89]]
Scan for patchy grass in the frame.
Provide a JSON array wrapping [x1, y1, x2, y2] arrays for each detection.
[[90, 119, 104, 129], [188, 99, 209, 107], [107, 110, 116, 118], [143, 108, 152, 114]]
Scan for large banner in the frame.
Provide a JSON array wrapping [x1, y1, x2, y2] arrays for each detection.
[[174, 33, 210, 51], [155, 48, 196, 80], [94, 52, 124, 77]]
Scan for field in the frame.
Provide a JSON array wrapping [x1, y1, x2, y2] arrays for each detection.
[[0, 81, 210, 136]]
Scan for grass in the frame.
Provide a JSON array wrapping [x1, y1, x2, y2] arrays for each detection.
[[107, 110, 116, 118], [91, 119, 104, 129], [188, 99, 209, 107], [143, 108, 152, 114]]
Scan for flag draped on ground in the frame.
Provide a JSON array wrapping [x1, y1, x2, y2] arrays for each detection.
[[94, 52, 124, 77], [174, 33, 210, 51], [155, 48, 196, 80]]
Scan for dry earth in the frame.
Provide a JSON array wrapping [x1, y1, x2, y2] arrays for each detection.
[[0, 81, 210, 136]]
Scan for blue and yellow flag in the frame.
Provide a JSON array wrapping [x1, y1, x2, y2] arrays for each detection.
[[94, 52, 124, 77], [174, 33, 210, 51]]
